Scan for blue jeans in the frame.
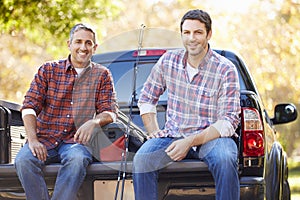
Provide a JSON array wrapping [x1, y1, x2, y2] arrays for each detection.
[[133, 137, 239, 200], [15, 142, 92, 200]]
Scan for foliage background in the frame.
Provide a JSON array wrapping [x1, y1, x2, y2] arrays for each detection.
[[1, 0, 300, 157]]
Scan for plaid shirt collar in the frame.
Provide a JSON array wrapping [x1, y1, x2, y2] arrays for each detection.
[[65, 54, 92, 73]]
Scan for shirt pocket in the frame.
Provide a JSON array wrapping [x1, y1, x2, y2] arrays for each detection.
[[188, 85, 216, 102], [199, 88, 216, 97], [198, 87, 217, 105], [189, 87, 217, 115]]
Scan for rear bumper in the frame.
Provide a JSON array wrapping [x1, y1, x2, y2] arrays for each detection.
[[158, 175, 265, 200], [240, 177, 265, 199]]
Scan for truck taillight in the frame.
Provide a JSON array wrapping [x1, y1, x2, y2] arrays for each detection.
[[132, 49, 166, 57], [242, 108, 264, 157]]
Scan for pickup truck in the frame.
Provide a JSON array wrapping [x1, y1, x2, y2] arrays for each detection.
[[0, 48, 297, 200]]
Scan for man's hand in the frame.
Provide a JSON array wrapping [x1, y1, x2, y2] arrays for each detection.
[[165, 137, 194, 161], [22, 114, 47, 161], [28, 139, 47, 161], [74, 119, 99, 144]]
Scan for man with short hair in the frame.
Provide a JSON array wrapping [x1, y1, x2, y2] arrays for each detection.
[[133, 9, 241, 200], [15, 23, 118, 200]]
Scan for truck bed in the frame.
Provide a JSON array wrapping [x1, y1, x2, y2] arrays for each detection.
[[0, 159, 209, 178]]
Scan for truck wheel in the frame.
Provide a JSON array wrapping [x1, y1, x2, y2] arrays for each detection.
[[282, 180, 290, 200]]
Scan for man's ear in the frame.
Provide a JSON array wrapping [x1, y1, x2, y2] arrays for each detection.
[[207, 30, 212, 40], [93, 44, 98, 53]]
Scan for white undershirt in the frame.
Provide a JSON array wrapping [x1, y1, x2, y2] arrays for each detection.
[[74, 67, 84, 76], [186, 62, 198, 82]]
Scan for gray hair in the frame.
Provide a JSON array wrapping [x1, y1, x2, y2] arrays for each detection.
[[69, 23, 97, 43]]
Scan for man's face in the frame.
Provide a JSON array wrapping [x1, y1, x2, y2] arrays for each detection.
[[181, 19, 211, 57], [68, 29, 97, 68]]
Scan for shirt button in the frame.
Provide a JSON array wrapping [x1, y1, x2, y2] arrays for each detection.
[[70, 102, 73, 105], [64, 129, 67, 132], [67, 114, 70, 118], [55, 142, 58, 145]]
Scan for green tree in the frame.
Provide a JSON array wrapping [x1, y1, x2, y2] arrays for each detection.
[[0, 0, 122, 103], [0, 0, 121, 55]]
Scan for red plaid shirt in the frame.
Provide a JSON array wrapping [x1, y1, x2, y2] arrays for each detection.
[[21, 56, 118, 150]]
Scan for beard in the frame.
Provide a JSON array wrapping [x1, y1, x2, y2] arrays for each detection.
[[186, 44, 206, 57]]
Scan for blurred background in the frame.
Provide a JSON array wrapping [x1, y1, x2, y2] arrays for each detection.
[[1, 0, 300, 197]]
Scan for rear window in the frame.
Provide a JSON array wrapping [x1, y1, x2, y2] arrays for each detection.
[[102, 62, 245, 105], [101, 61, 168, 105]]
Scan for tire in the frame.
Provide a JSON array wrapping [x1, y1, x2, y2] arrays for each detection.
[[282, 180, 291, 200]]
